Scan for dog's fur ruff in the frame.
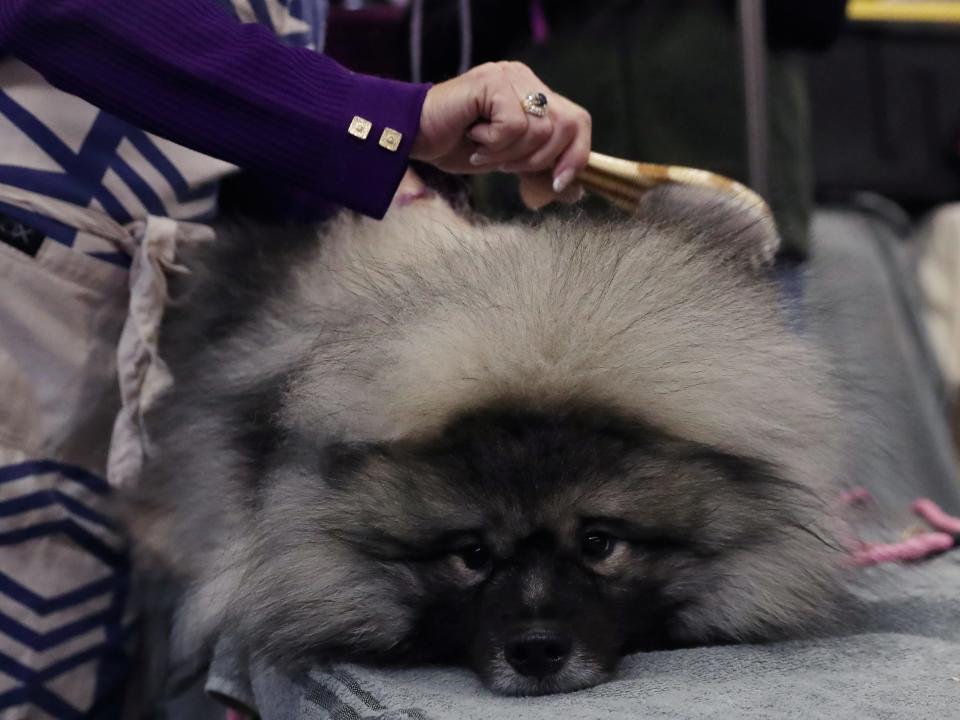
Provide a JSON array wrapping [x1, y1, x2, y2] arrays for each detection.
[[126, 187, 844, 696]]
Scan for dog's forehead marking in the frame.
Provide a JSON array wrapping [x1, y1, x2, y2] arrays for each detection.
[[489, 503, 578, 549], [520, 565, 551, 609]]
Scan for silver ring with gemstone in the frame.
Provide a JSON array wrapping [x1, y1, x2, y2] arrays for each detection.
[[522, 92, 548, 118]]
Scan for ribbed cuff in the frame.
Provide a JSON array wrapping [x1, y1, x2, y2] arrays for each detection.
[[320, 72, 430, 219]]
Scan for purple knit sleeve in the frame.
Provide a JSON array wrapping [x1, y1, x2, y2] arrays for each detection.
[[0, 0, 430, 219]]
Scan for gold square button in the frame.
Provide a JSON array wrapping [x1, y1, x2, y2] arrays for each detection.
[[379, 127, 403, 152], [348, 116, 372, 140]]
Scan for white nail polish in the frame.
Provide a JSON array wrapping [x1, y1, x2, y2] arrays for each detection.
[[470, 153, 485, 166], [553, 169, 573, 193]]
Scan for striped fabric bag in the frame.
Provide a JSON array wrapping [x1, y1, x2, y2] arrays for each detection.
[[0, 2, 327, 717]]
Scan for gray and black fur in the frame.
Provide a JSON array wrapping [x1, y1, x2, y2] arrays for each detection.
[[127, 188, 845, 697]]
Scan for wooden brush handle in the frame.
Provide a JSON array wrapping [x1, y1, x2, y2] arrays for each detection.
[[577, 151, 771, 216]]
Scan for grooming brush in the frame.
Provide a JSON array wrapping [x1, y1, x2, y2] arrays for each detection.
[[577, 151, 772, 219]]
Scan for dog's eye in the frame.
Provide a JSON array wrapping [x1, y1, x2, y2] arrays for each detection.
[[457, 545, 491, 571], [581, 532, 617, 561]]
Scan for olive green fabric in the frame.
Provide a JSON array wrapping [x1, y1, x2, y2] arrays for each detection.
[[471, 1, 813, 254]]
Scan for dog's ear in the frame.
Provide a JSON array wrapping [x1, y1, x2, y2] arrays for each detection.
[[637, 184, 780, 272]]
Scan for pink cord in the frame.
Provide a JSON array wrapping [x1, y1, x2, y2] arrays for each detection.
[[850, 531, 954, 566], [846, 497, 960, 566], [530, 0, 550, 44], [913, 498, 960, 534]]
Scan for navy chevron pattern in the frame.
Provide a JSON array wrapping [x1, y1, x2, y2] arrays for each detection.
[[0, 460, 132, 719], [0, 0, 324, 268], [0, 4, 329, 716]]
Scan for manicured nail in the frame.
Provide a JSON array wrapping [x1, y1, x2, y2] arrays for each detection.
[[469, 152, 486, 166], [553, 168, 574, 193]]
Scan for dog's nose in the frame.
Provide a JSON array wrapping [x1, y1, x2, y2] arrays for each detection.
[[504, 630, 572, 678]]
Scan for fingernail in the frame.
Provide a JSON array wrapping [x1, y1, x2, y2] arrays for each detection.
[[469, 153, 486, 166], [553, 168, 574, 193]]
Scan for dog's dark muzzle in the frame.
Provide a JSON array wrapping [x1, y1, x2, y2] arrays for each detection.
[[503, 623, 573, 678]]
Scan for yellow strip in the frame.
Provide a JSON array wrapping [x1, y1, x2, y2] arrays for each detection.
[[848, 1, 960, 24]]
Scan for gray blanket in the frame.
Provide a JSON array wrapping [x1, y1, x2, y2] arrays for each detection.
[[209, 557, 960, 719], [173, 206, 960, 719]]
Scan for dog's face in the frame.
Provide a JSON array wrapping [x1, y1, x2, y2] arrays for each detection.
[[276, 406, 823, 695]]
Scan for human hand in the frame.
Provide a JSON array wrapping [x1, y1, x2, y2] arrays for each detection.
[[411, 62, 591, 209]]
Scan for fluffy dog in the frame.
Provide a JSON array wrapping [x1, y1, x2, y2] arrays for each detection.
[[128, 188, 843, 696]]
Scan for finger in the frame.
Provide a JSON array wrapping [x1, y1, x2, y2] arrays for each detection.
[[491, 63, 554, 162], [466, 119, 507, 148], [518, 172, 556, 210], [468, 114, 552, 167], [430, 144, 485, 175], [551, 109, 592, 192], [469, 63, 553, 166], [465, 72, 530, 154], [557, 182, 586, 204], [497, 114, 576, 174], [484, 65, 582, 177], [518, 172, 585, 209]]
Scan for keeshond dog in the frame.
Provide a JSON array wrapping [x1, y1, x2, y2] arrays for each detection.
[[128, 187, 843, 697]]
